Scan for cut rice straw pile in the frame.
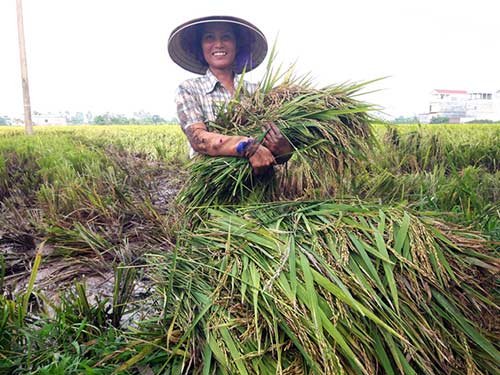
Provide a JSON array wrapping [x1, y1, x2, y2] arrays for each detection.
[[178, 48, 377, 213], [149, 201, 499, 374], [146, 49, 500, 375]]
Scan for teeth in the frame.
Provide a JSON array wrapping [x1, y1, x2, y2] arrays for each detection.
[[213, 52, 227, 56]]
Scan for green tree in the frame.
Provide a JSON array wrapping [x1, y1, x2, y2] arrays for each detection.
[[68, 112, 85, 125], [167, 117, 179, 125], [93, 113, 111, 125], [430, 116, 449, 124], [152, 114, 166, 124], [392, 116, 418, 124]]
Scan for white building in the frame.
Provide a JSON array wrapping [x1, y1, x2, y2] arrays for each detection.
[[461, 90, 500, 123], [418, 89, 500, 123]]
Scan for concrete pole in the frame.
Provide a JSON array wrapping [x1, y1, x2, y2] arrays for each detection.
[[16, 0, 34, 135]]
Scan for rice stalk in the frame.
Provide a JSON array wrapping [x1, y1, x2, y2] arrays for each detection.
[[149, 200, 499, 374], [178, 51, 378, 213]]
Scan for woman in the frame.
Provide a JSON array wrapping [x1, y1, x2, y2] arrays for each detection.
[[168, 15, 291, 175]]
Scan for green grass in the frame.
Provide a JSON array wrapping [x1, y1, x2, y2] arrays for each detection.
[[0, 265, 141, 375], [0, 125, 188, 163], [372, 124, 500, 172], [352, 124, 500, 238]]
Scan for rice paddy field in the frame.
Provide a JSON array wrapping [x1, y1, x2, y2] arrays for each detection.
[[0, 122, 499, 375], [0, 112, 500, 375]]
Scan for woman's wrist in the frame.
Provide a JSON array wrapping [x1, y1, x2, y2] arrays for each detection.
[[236, 138, 259, 158]]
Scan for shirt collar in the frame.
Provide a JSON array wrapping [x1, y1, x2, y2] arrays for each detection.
[[203, 69, 240, 94]]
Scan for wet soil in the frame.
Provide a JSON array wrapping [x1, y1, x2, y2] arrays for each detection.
[[0, 153, 188, 311]]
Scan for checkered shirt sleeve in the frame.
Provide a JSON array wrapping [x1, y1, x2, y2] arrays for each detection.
[[175, 83, 205, 133]]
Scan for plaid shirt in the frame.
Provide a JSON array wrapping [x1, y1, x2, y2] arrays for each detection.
[[175, 69, 257, 156]]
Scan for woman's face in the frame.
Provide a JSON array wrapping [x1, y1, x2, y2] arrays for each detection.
[[201, 23, 237, 71]]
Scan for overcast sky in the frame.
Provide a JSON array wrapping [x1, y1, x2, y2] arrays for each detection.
[[1, 0, 499, 120]]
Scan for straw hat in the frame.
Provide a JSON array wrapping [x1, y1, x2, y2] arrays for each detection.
[[168, 15, 268, 75]]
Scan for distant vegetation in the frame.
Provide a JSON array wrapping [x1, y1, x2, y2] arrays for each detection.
[[390, 115, 418, 124], [92, 113, 172, 125], [390, 116, 500, 125], [463, 118, 500, 124], [0, 112, 180, 126], [429, 116, 449, 124]]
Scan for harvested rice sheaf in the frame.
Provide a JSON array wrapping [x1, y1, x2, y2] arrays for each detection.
[[178, 67, 377, 212], [164, 60, 499, 375], [153, 201, 499, 374]]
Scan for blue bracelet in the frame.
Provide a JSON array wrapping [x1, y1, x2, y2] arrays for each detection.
[[236, 139, 253, 155]]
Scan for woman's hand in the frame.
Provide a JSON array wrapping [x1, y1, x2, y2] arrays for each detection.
[[262, 122, 293, 163], [247, 143, 276, 175]]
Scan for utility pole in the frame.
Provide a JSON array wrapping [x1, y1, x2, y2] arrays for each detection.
[[16, 0, 34, 135]]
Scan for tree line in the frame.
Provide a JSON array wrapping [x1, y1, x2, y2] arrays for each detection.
[[0, 112, 179, 126]]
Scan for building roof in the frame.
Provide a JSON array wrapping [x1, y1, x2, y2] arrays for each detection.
[[433, 89, 468, 95]]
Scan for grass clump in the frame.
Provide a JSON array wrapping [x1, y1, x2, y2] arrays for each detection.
[[0, 261, 141, 375]]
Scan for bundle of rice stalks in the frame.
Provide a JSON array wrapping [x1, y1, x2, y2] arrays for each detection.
[[178, 54, 377, 212], [147, 201, 499, 375]]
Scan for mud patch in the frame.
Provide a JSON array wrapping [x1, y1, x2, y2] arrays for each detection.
[[1, 147, 186, 319]]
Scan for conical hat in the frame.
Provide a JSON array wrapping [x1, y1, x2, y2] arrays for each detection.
[[168, 15, 268, 75]]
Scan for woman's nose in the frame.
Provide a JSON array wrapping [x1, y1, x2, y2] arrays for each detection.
[[214, 37, 223, 47]]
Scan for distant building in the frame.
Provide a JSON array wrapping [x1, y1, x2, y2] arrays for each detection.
[[418, 89, 500, 123]]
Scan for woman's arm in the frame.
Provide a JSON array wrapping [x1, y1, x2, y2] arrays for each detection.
[[185, 122, 276, 174]]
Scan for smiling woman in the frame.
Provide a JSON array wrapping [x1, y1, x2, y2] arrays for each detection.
[[200, 23, 237, 76], [167, 15, 292, 175]]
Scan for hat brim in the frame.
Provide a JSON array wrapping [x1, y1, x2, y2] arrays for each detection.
[[168, 15, 268, 75]]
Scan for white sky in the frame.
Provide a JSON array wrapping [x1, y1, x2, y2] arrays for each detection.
[[1, 0, 499, 120]]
